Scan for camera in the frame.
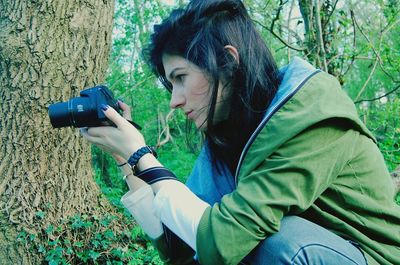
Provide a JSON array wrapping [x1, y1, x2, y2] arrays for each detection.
[[48, 85, 120, 128]]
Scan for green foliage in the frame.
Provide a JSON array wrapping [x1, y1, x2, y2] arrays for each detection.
[[89, 0, 199, 262], [17, 211, 162, 264], [359, 99, 400, 172], [91, 139, 198, 263]]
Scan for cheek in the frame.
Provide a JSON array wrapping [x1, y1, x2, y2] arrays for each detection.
[[187, 73, 210, 95], [191, 89, 211, 107], [188, 94, 209, 111], [190, 82, 209, 96], [187, 82, 210, 106], [191, 89, 209, 105]]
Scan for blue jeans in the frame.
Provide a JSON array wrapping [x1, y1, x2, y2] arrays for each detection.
[[242, 216, 368, 265]]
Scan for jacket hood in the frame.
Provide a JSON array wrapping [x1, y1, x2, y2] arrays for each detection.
[[236, 57, 375, 180]]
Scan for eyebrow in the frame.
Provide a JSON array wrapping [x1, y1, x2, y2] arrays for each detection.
[[167, 67, 185, 81]]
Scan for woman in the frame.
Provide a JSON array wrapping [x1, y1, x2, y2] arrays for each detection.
[[81, 0, 400, 264]]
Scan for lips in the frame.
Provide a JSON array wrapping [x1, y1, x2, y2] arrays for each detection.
[[185, 110, 194, 119]]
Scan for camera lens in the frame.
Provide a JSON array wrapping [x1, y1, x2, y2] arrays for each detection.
[[48, 97, 97, 128], [48, 102, 73, 128], [48, 85, 119, 129]]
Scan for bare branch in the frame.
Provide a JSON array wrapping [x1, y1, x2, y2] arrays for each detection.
[[253, 0, 306, 52], [280, 22, 304, 44], [287, 0, 296, 61], [354, 56, 377, 60], [326, 53, 340, 66], [253, 19, 306, 52], [354, 84, 400, 104], [381, 18, 400, 35], [322, 0, 339, 31], [111, 75, 153, 97], [352, 10, 399, 83], [350, 9, 400, 102], [340, 10, 358, 77], [354, 57, 379, 102], [156, 109, 175, 148], [314, 0, 327, 71]]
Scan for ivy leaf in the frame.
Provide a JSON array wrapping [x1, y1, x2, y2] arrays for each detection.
[[89, 250, 101, 260], [35, 211, 46, 219]]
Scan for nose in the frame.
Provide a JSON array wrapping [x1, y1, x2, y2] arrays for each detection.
[[169, 88, 185, 109]]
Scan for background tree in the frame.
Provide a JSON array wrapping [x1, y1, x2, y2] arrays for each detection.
[[0, 0, 138, 264]]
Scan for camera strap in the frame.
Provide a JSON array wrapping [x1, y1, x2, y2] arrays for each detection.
[[136, 167, 178, 185]]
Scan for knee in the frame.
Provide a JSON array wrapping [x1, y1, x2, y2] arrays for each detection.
[[244, 216, 367, 265], [245, 216, 308, 264]]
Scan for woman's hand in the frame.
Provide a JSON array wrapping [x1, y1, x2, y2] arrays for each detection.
[[80, 101, 145, 160]]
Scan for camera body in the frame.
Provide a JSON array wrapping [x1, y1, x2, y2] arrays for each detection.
[[48, 85, 119, 128]]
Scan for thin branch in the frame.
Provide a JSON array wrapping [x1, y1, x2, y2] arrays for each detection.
[[353, 10, 399, 82], [326, 53, 340, 66], [253, 19, 306, 52], [287, 0, 296, 61], [352, 12, 382, 63], [354, 57, 379, 102], [322, 0, 339, 31], [381, 18, 400, 35], [351, 10, 400, 102], [112, 75, 153, 97], [382, 147, 400, 154], [354, 56, 377, 60], [254, 0, 305, 52], [278, 23, 304, 44], [354, 83, 400, 104], [156, 109, 175, 148], [341, 10, 357, 77]]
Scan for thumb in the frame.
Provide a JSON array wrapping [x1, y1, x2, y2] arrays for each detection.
[[101, 104, 128, 128]]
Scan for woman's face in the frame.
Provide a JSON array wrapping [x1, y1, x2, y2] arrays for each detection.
[[162, 54, 230, 130]]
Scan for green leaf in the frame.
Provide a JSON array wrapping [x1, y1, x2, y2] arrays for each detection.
[[74, 241, 84, 248], [35, 211, 46, 219], [45, 225, 54, 234], [89, 250, 101, 260], [38, 244, 46, 253]]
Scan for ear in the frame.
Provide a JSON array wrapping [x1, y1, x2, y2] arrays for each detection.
[[224, 45, 240, 64]]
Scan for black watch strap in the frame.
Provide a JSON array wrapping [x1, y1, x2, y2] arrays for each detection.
[[127, 146, 157, 168]]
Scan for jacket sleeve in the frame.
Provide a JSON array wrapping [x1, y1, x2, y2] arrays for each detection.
[[151, 227, 198, 265], [196, 120, 358, 264]]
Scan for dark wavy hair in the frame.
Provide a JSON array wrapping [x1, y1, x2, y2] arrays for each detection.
[[144, 0, 281, 173]]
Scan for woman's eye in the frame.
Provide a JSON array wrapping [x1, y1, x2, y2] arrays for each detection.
[[175, 74, 186, 82]]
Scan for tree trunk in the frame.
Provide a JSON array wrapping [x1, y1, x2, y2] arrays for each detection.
[[298, 0, 319, 65], [0, 0, 114, 263], [298, 0, 341, 76]]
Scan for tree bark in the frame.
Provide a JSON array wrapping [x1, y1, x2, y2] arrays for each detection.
[[299, 0, 324, 67], [298, 0, 341, 76], [314, 0, 327, 71], [0, 0, 114, 263]]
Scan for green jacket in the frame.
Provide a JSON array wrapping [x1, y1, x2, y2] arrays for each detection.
[[155, 67, 400, 264]]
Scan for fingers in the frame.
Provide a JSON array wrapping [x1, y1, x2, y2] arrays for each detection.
[[102, 104, 129, 128], [84, 126, 110, 137], [118, 100, 132, 121], [80, 127, 115, 153], [79, 103, 144, 158], [80, 127, 101, 143]]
